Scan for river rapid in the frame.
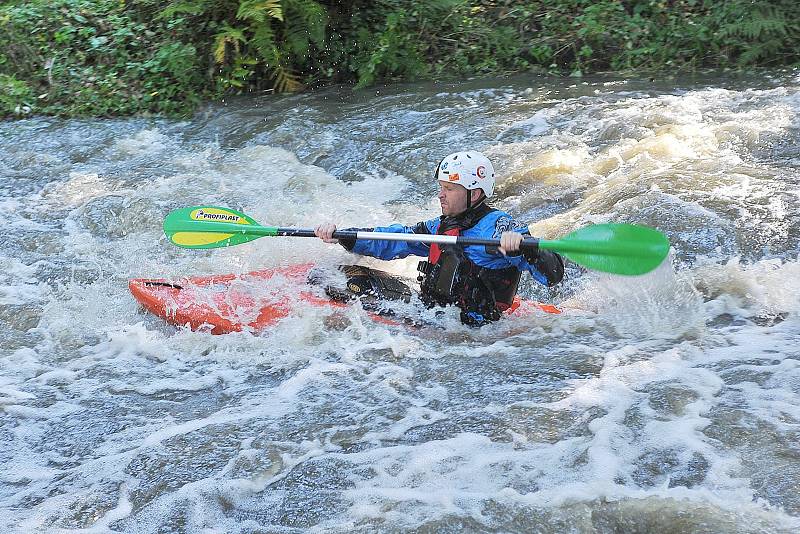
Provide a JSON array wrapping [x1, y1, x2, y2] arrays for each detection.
[[1, 72, 799, 533]]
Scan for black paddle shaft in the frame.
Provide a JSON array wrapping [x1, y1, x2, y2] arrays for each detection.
[[273, 228, 541, 250]]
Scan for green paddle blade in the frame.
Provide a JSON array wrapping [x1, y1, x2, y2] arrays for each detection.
[[163, 206, 264, 249], [539, 223, 670, 275]]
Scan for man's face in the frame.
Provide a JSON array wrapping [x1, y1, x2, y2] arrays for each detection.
[[438, 182, 477, 216]]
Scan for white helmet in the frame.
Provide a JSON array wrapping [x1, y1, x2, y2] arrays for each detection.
[[434, 151, 496, 197]]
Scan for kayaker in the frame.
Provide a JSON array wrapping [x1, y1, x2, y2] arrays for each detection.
[[315, 151, 564, 326]]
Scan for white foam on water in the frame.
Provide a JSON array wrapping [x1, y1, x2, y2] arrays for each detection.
[[496, 108, 553, 139], [0, 258, 47, 306], [695, 257, 800, 317], [505, 83, 796, 246], [38, 172, 129, 211], [3, 77, 800, 532], [304, 318, 800, 531], [112, 129, 170, 157], [561, 258, 705, 339]]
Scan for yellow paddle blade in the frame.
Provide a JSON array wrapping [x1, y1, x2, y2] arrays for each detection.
[[164, 206, 261, 249]]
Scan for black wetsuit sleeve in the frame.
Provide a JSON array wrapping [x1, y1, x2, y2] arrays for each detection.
[[338, 222, 429, 251], [338, 227, 373, 251], [524, 249, 565, 287], [412, 221, 431, 234]]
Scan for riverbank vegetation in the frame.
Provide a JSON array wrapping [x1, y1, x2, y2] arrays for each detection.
[[2, 0, 799, 117]]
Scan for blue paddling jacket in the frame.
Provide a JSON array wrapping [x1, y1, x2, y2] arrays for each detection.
[[339, 202, 564, 325], [340, 202, 564, 326]]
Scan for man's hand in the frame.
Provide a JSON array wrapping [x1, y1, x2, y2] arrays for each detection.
[[498, 231, 523, 256], [314, 223, 339, 243]]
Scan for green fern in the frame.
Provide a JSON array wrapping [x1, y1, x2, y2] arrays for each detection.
[[712, 0, 799, 66], [284, 0, 327, 56], [718, 4, 787, 39], [249, 23, 279, 65], [156, 0, 211, 21], [737, 37, 784, 65], [214, 25, 246, 64], [236, 0, 283, 23], [271, 65, 302, 93], [353, 1, 467, 88], [206, 0, 327, 92], [284, 0, 328, 46]]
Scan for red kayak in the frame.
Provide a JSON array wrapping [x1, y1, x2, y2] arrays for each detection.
[[129, 263, 561, 334]]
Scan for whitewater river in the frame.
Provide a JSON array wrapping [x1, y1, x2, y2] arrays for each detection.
[[2, 71, 799, 532]]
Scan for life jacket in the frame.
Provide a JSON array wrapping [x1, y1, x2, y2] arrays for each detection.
[[417, 203, 521, 326]]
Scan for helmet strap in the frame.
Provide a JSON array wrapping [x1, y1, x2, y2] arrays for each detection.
[[433, 158, 444, 181], [466, 190, 486, 211]]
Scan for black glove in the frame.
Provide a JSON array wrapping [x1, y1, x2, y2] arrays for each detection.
[[524, 248, 565, 287]]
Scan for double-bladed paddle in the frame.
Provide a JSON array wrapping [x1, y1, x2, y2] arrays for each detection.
[[163, 206, 670, 275]]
